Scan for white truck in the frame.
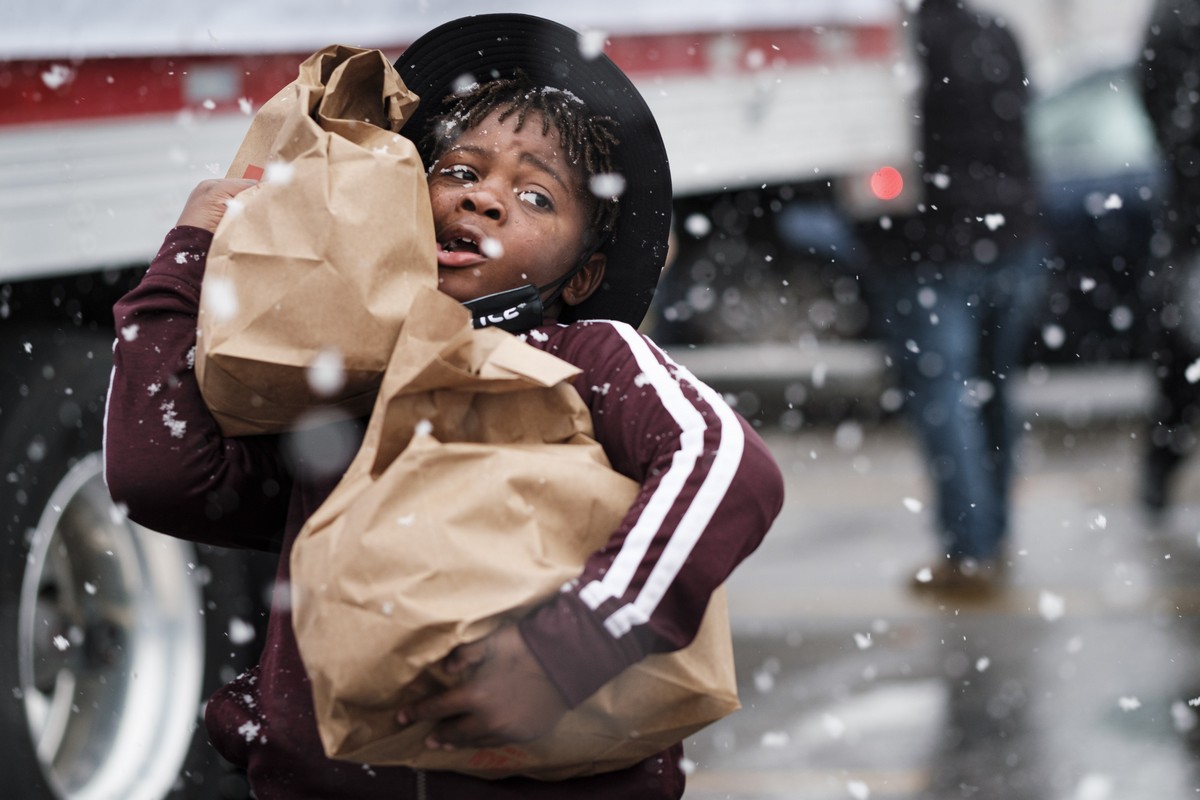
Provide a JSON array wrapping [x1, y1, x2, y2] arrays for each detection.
[[0, 2, 917, 797]]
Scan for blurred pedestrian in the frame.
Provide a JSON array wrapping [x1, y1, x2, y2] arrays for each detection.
[[1137, 0, 1200, 516], [871, 0, 1046, 598]]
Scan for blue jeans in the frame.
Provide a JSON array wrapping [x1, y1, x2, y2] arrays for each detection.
[[882, 247, 1046, 560]]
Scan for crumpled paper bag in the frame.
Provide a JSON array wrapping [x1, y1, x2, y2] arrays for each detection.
[[195, 45, 436, 436], [291, 287, 739, 779]]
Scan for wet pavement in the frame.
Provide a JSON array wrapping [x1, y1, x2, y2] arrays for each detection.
[[681, 412, 1200, 799]]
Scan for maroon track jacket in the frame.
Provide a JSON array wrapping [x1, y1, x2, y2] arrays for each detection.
[[104, 227, 784, 799]]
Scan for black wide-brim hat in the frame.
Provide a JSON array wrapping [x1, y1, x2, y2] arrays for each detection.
[[393, 13, 672, 327]]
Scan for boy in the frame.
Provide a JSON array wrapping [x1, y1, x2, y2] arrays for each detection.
[[104, 14, 784, 799]]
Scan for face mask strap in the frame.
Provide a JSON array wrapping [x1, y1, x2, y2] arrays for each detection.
[[462, 238, 606, 332], [538, 236, 606, 308]]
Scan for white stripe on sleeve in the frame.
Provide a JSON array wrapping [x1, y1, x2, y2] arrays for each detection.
[[602, 348, 745, 638], [576, 324, 746, 641], [578, 323, 708, 613]]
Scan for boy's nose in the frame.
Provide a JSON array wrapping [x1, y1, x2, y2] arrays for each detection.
[[459, 189, 505, 222]]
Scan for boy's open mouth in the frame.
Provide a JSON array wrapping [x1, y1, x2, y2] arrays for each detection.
[[442, 236, 479, 254], [437, 233, 486, 268]]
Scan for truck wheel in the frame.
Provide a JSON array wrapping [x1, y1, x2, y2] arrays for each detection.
[[1, 327, 269, 800]]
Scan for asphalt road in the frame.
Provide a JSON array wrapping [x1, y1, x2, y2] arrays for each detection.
[[680, 414, 1200, 799]]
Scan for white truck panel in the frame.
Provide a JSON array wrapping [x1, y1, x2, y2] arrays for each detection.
[[0, 115, 251, 280], [0, 3, 910, 281], [1, 0, 897, 58]]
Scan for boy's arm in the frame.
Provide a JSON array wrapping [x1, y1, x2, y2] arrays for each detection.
[[518, 322, 785, 707], [104, 212, 291, 551], [397, 322, 783, 750]]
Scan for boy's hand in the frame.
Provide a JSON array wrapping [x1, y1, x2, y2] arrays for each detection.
[[176, 178, 258, 232], [396, 624, 569, 750]]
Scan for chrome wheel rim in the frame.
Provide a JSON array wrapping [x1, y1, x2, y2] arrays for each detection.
[[18, 452, 206, 800]]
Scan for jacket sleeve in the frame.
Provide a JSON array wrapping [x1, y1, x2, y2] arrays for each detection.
[[103, 226, 290, 551], [518, 321, 784, 707]]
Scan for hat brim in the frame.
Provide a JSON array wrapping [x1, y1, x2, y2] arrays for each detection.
[[393, 13, 672, 327]]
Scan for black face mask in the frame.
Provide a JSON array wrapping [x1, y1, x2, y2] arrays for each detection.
[[461, 248, 599, 334], [460, 250, 597, 335], [463, 284, 545, 333]]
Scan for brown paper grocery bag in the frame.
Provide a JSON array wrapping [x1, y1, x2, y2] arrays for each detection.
[[195, 45, 436, 436], [291, 289, 740, 779]]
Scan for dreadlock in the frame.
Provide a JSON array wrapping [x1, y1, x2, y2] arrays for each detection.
[[422, 71, 622, 253]]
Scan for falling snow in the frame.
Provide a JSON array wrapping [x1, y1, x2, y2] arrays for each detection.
[[264, 161, 295, 184], [684, 213, 712, 237], [228, 617, 257, 645], [306, 348, 346, 397], [589, 173, 627, 198], [1170, 701, 1197, 733], [1042, 324, 1066, 350], [481, 237, 504, 258], [204, 276, 239, 321], [847, 780, 870, 800], [823, 713, 847, 739], [760, 730, 790, 748], [41, 64, 74, 88], [1038, 590, 1065, 621], [1073, 774, 1114, 800]]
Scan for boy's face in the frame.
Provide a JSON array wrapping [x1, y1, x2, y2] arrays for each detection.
[[428, 109, 599, 306]]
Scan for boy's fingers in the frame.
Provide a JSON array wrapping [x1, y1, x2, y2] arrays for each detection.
[[397, 684, 469, 727], [395, 689, 501, 751], [176, 178, 259, 232], [426, 716, 506, 751], [442, 638, 489, 676]]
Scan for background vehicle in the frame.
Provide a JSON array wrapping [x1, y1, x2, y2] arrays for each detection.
[[651, 3, 1167, 366], [1026, 64, 1166, 363], [1, 2, 910, 797]]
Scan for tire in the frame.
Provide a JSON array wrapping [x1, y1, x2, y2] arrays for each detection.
[[1, 326, 272, 800]]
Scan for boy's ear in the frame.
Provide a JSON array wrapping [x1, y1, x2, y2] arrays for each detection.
[[562, 253, 607, 307]]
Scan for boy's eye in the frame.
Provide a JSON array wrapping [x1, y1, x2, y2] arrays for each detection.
[[517, 189, 553, 210], [440, 165, 476, 181]]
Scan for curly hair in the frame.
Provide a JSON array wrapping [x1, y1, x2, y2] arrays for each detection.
[[421, 72, 622, 254]]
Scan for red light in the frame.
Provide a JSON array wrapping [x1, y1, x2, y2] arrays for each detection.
[[870, 166, 903, 201]]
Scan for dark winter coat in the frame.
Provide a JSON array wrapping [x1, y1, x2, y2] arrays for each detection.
[[1140, 0, 1200, 249], [864, 0, 1042, 268]]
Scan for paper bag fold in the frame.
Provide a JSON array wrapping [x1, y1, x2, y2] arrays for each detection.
[[196, 45, 436, 436]]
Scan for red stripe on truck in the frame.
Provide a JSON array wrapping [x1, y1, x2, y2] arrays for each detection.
[[0, 25, 895, 127], [0, 54, 301, 126]]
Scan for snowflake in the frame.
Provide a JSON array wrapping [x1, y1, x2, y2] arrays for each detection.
[[160, 400, 187, 439], [237, 720, 263, 742]]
